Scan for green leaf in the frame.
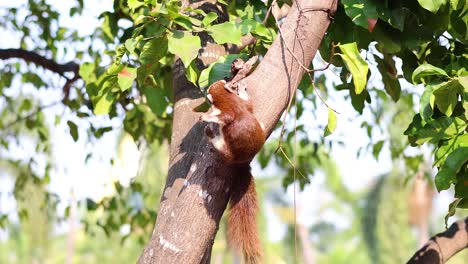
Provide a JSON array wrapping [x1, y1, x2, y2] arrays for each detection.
[[372, 140, 385, 160], [459, 75, 468, 91], [457, 198, 468, 208], [404, 155, 424, 173], [101, 12, 118, 40], [18, 99, 32, 113], [0, 71, 13, 90], [140, 38, 168, 65], [107, 63, 125, 75], [420, 85, 435, 121], [207, 22, 242, 45], [337, 43, 369, 94], [124, 37, 141, 54], [454, 166, 468, 199], [114, 181, 123, 194], [435, 147, 468, 191], [373, 26, 402, 53], [412, 64, 448, 84], [79, 62, 96, 83], [239, 19, 273, 41], [168, 30, 201, 67], [18, 209, 28, 220], [418, 0, 448, 13], [94, 95, 114, 114], [86, 198, 98, 211], [128, 0, 144, 11], [174, 16, 195, 30], [385, 8, 409, 31], [432, 80, 464, 116], [94, 87, 115, 115], [324, 109, 337, 137], [55, 115, 61, 125], [67, 121, 79, 142], [449, 0, 464, 10], [185, 62, 199, 85], [444, 198, 461, 227], [94, 126, 113, 138], [349, 83, 368, 113], [202, 12, 218, 27], [118, 67, 137, 91], [22, 72, 45, 87], [375, 55, 401, 101], [341, 0, 378, 29], [435, 134, 468, 166], [199, 54, 245, 88], [405, 115, 467, 146], [144, 86, 166, 115]]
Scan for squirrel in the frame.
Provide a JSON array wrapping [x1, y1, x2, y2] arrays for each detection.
[[200, 79, 265, 263]]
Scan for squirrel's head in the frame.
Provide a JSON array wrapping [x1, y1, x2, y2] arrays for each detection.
[[206, 80, 230, 104]]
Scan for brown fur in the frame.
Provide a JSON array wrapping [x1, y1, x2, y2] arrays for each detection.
[[202, 80, 265, 164], [200, 80, 265, 263], [228, 165, 261, 263]]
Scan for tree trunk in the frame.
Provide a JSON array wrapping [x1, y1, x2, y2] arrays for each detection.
[[298, 222, 314, 264], [408, 169, 433, 248], [138, 1, 338, 263]]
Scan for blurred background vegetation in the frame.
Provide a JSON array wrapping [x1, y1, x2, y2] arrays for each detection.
[[0, 0, 467, 263]]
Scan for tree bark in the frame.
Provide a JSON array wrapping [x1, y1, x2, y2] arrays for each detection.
[[407, 217, 468, 264], [138, 1, 338, 263]]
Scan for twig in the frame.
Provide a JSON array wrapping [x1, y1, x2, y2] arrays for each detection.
[[277, 147, 306, 179], [301, 8, 336, 20], [62, 74, 81, 102], [273, 12, 335, 74], [308, 74, 340, 114], [262, 1, 275, 24], [144, 16, 172, 31], [2, 101, 62, 130]]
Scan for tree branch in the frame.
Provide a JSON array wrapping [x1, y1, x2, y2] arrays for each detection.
[[138, 1, 338, 263], [0, 48, 79, 77], [246, 0, 338, 135], [407, 217, 468, 264], [0, 48, 81, 101]]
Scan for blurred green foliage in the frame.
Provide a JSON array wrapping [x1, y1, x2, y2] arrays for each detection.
[[0, 0, 467, 262]]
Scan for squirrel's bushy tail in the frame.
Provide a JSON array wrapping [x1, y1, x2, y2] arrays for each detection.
[[228, 165, 262, 264]]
